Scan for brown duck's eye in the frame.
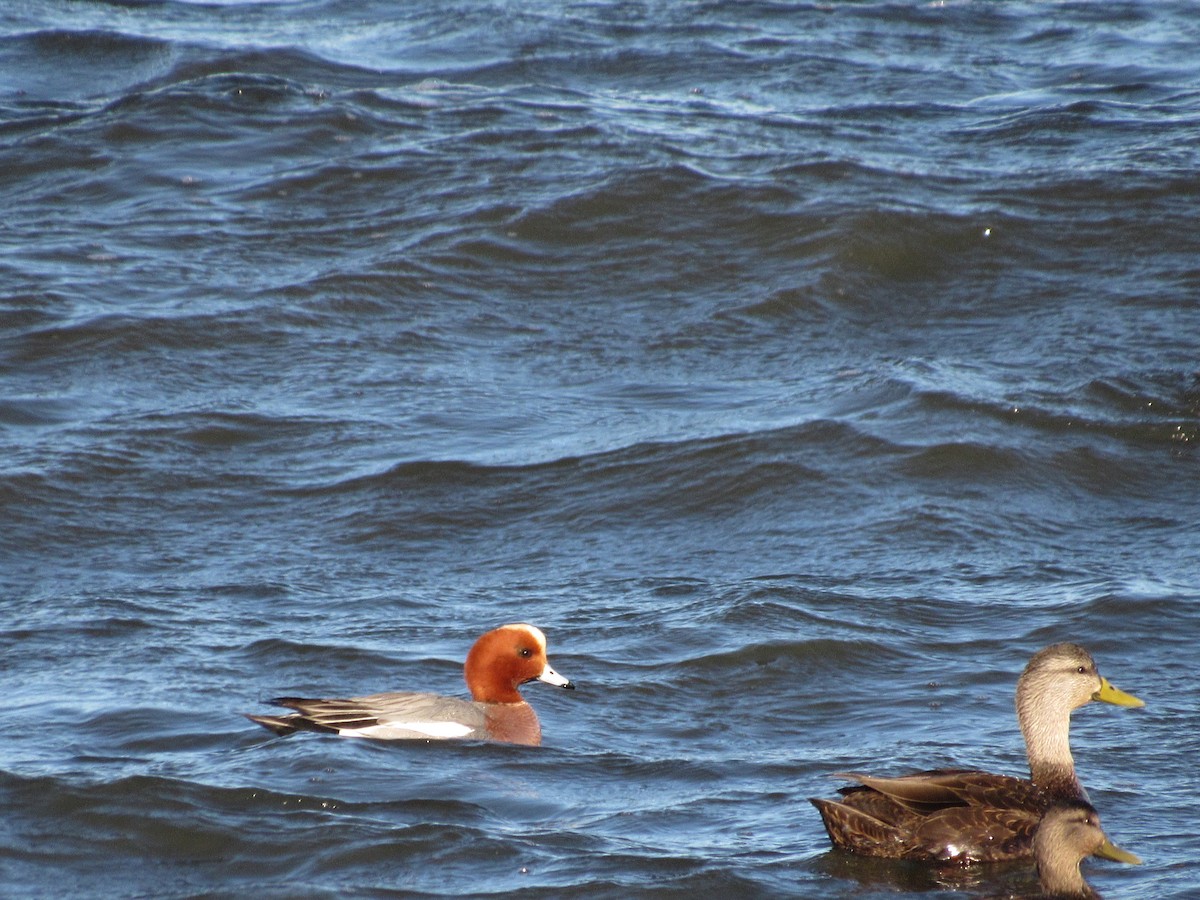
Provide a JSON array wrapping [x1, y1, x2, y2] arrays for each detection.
[[1076, 666, 1088, 674], [518, 647, 532, 658]]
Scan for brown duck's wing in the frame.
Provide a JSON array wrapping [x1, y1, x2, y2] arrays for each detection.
[[837, 769, 974, 814], [938, 772, 1044, 812], [832, 784, 927, 828], [811, 792, 1042, 863], [842, 769, 1044, 815], [809, 797, 914, 859], [911, 804, 1041, 863]]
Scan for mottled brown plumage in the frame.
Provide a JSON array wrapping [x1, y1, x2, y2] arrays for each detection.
[[809, 643, 1143, 863]]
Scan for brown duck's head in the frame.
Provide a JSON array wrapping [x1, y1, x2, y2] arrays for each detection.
[[1017, 642, 1144, 718], [1034, 801, 1141, 896], [463, 623, 575, 704]]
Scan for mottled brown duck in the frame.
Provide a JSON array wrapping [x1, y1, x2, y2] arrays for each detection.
[[1033, 801, 1140, 899], [810, 643, 1143, 863]]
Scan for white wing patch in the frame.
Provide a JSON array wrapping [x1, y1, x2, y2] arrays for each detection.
[[339, 721, 476, 740]]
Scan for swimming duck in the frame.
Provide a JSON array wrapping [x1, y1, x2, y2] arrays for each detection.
[[247, 623, 574, 746], [1033, 801, 1140, 899], [809, 643, 1143, 862]]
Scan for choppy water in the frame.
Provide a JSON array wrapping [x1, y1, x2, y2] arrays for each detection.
[[2, 1, 1198, 897]]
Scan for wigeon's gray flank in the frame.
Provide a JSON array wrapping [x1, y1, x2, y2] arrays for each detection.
[[246, 623, 574, 747]]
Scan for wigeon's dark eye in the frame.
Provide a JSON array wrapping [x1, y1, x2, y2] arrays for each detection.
[[1076, 666, 1088, 674], [518, 647, 532, 658]]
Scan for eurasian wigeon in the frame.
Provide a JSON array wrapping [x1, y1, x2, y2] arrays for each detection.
[[246, 623, 574, 747]]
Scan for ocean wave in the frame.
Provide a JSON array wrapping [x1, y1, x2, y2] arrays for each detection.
[[0, 28, 174, 103]]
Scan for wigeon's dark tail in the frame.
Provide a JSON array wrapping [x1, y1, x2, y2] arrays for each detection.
[[245, 713, 300, 736]]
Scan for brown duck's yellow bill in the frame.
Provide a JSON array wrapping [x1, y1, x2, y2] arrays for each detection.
[[1095, 838, 1142, 865], [1094, 676, 1145, 708]]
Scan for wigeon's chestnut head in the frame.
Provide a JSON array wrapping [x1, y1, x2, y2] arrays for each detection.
[[464, 623, 573, 703], [246, 623, 575, 747]]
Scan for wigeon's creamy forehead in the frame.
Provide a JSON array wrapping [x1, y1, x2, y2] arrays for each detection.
[[499, 623, 547, 650]]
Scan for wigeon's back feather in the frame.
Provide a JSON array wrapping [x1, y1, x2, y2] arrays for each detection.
[[809, 643, 1143, 863], [246, 623, 574, 747]]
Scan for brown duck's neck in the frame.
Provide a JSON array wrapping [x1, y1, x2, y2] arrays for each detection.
[[1037, 856, 1099, 899], [1028, 759, 1089, 803], [1019, 698, 1087, 800]]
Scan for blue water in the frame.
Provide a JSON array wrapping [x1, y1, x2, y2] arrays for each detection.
[[2, 1, 1198, 897]]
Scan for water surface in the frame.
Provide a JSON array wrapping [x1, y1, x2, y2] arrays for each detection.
[[2, 1, 1198, 897]]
